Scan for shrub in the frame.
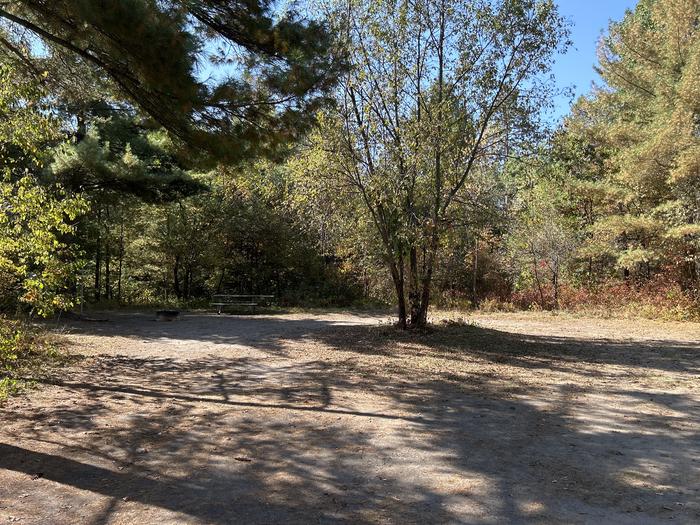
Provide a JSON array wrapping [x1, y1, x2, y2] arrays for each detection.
[[0, 317, 73, 400], [500, 272, 699, 320]]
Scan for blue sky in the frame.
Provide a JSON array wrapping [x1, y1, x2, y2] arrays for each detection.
[[551, 0, 638, 120]]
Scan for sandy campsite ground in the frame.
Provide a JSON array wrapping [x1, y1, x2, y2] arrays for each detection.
[[0, 310, 698, 524]]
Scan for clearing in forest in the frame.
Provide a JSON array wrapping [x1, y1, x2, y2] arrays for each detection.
[[0, 311, 698, 524]]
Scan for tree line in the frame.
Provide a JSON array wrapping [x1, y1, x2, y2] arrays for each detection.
[[0, 0, 698, 326]]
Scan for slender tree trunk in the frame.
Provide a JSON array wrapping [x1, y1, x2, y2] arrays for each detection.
[[104, 239, 111, 300], [94, 242, 101, 302], [472, 237, 479, 307], [532, 256, 545, 307], [694, 188, 700, 287], [388, 258, 407, 329], [408, 245, 421, 324], [173, 255, 182, 299], [76, 112, 87, 142], [216, 268, 225, 294], [552, 267, 559, 310], [94, 209, 101, 301], [184, 265, 192, 299], [412, 236, 438, 327], [117, 218, 124, 303], [395, 284, 407, 328], [416, 280, 431, 326], [621, 228, 630, 281], [104, 206, 112, 300]]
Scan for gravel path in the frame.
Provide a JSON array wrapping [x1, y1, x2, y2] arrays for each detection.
[[0, 311, 698, 524]]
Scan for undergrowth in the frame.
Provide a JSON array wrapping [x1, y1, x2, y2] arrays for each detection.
[[478, 278, 700, 322], [0, 317, 76, 401]]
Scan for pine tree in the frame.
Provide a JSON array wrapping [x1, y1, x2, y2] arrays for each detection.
[[565, 0, 700, 288], [0, 1, 345, 163]]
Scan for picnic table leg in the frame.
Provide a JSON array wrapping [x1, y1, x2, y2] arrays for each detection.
[[218, 305, 222, 315]]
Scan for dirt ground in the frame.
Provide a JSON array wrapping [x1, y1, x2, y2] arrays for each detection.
[[0, 310, 698, 524]]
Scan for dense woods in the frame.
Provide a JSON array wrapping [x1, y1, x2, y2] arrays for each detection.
[[0, 0, 699, 326]]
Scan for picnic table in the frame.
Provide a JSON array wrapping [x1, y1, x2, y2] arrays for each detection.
[[210, 294, 274, 314]]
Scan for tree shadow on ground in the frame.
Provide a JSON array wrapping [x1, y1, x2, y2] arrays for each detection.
[[47, 311, 383, 356], [1, 316, 698, 523], [316, 322, 700, 375]]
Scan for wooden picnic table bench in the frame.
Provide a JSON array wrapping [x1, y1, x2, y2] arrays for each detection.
[[210, 294, 274, 314]]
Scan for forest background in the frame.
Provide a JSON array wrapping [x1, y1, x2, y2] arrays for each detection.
[[0, 0, 698, 328]]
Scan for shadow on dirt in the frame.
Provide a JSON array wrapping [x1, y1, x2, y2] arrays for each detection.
[[317, 322, 700, 375], [47, 311, 385, 356], [1, 315, 698, 523]]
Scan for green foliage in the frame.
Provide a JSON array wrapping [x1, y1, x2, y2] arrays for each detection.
[[0, 0, 345, 163], [0, 317, 73, 401], [296, 0, 569, 326], [0, 176, 87, 315], [1, 318, 37, 400], [564, 0, 700, 286], [504, 176, 578, 308], [76, 163, 363, 306], [0, 63, 88, 316], [0, 0, 697, 323], [0, 322, 21, 367], [50, 116, 205, 202], [478, 0, 700, 316]]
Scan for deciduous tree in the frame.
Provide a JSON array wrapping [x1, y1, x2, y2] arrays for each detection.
[[302, 0, 568, 327]]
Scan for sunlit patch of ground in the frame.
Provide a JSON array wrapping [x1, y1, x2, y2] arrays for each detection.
[[0, 311, 697, 524]]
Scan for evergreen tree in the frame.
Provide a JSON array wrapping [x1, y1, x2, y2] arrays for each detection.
[[0, 0, 345, 162], [564, 0, 700, 288]]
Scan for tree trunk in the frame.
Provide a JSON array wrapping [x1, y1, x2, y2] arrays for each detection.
[[411, 280, 431, 327], [173, 255, 182, 299], [621, 228, 630, 281], [94, 241, 101, 302], [184, 265, 192, 299], [216, 268, 225, 294], [532, 256, 545, 308], [552, 267, 559, 310], [694, 189, 700, 287], [117, 219, 124, 303], [76, 112, 87, 142], [409, 237, 438, 328], [471, 237, 479, 307], [104, 205, 112, 300], [418, 248, 438, 326], [408, 245, 421, 324], [388, 259, 407, 329], [94, 209, 101, 302], [104, 239, 111, 300]]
